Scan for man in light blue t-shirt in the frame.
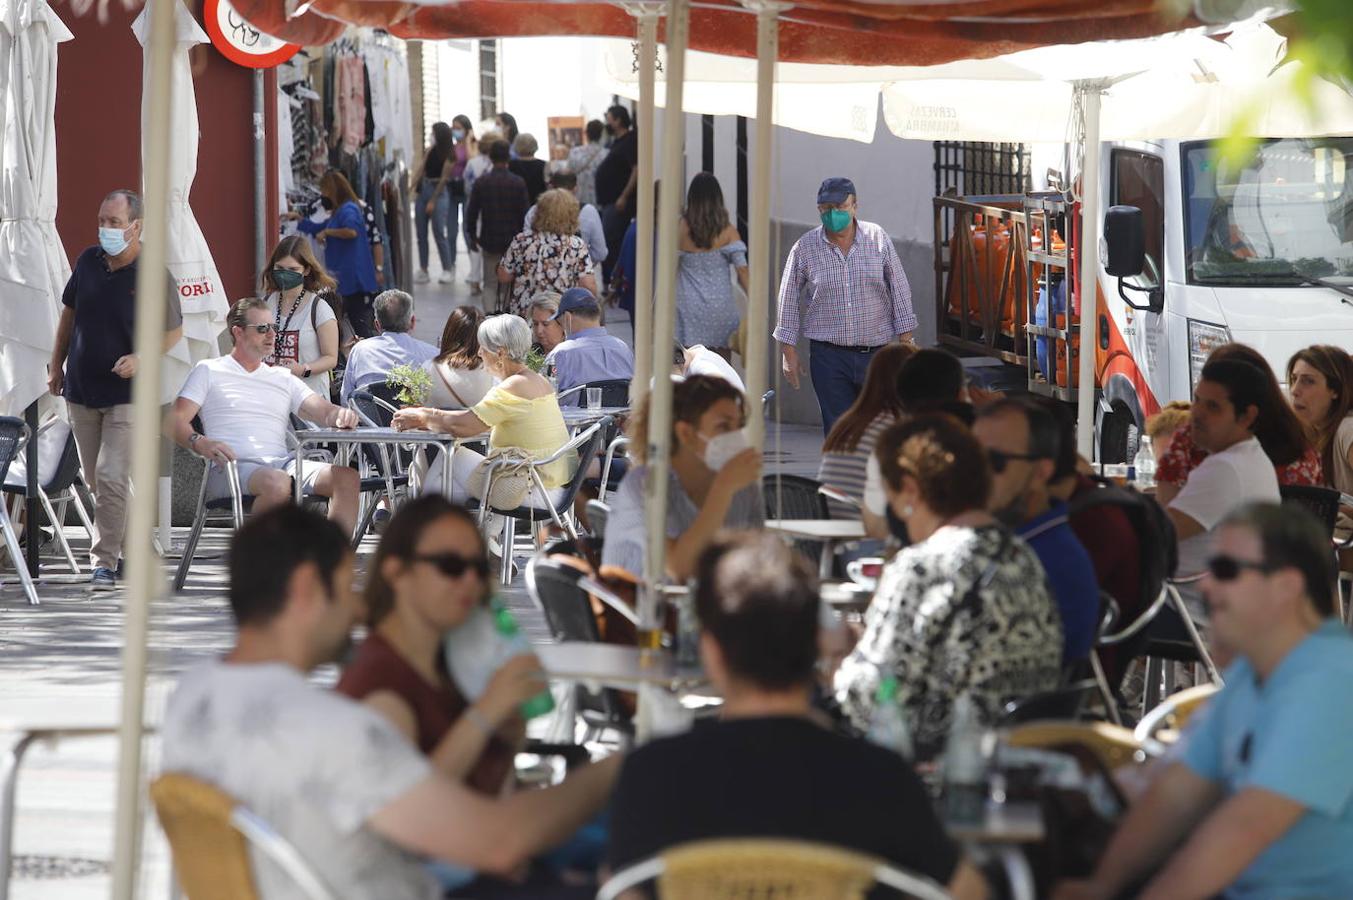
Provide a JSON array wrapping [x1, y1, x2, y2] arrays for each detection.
[[1054, 502, 1353, 900]]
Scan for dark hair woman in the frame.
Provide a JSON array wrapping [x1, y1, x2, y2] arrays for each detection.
[[259, 235, 340, 400], [675, 173, 748, 358], [427, 305, 493, 410], [604, 375, 763, 581], [415, 122, 457, 285], [834, 414, 1063, 760], [296, 170, 379, 338], [494, 112, 519, 154], [1288, 344, 1353, 493], [1156, 343, 1322, 507]]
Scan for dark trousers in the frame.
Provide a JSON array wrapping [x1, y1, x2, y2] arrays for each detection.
[[809, 340, 880, 435], [343, 291, 377, 339], [600, 202, 633, 284]]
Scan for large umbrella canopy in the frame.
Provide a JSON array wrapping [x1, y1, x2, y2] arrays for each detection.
[[881, 20, 1353, 142], [133, 0, 229, 403], [232, 0, 1204, 65], [0, 0, 72, 418]]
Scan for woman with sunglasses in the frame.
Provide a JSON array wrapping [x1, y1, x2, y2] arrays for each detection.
[[834, 414, 1062, 760]]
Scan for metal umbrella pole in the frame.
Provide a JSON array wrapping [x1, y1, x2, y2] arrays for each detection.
[[625, 1, 662, 405], [741, 0, 783, 449], [111, 0, 176, 892], [1074, 82, 1106, 461]]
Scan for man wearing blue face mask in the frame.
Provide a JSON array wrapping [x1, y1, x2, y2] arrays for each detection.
[[774, 177, 917, 435], [48, 189, 184, 590]]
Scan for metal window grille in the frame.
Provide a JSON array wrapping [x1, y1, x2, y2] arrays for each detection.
[[479, 40, 500, 123], [934, 141, 1031, 245]]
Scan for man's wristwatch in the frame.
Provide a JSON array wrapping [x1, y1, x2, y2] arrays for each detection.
[[303, 366, 312, 379], [188, 432, 203, 452]]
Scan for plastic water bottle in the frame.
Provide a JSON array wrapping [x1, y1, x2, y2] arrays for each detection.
[[866, 676, 914, 760], [674, 594, 701, 670], [942, 694, 987, 827], [1133, 434, 1156, 487], [443, 597, 555, 720]]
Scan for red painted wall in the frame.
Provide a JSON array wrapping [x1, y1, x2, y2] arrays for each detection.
[[54, 0, 263, 303]]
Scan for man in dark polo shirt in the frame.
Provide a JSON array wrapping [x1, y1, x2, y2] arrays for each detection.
[[48, 189, 182, 590], [595, 104, 637, 283], [607, 532, 990, 900]]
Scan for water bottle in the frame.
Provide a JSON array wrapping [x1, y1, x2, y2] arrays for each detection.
[[443, 596, 555, 720], [1133, 434, 1156, 488], [866, 676, 914, 760], [942, 694, 987, 827], [674, 594, 701, 670]]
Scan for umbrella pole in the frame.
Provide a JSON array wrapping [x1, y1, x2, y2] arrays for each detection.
[[111, 0, 176, 892], [629, 3, 661, 407], [23, 403, 38, 576], [1074, 83, 1105, 461], [742, 1, 782, 449]]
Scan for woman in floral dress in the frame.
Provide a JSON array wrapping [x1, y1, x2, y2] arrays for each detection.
[[497, 189, 597, 317]]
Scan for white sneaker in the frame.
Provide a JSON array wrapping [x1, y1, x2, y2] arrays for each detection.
[[414, 270, 430, 284], [438, 271, 454, 284]]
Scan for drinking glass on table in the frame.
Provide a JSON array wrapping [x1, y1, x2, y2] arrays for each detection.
[[586, 387, 603, 411]]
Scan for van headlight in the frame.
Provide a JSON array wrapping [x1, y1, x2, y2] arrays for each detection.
[[1188, 319, 1232, 392]]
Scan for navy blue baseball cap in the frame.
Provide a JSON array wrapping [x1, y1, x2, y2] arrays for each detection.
[[817, 177, 856, 205], [550, 287, 601, 320]]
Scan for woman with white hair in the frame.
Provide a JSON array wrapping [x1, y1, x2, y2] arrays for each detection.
[[392, 314, 571, 506]]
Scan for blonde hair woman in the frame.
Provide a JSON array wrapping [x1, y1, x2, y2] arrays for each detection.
[[497, 188, 597, 316]]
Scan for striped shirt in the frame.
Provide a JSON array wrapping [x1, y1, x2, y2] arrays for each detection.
[[817, 413, 896, 518], [773, 221, 916, 348]]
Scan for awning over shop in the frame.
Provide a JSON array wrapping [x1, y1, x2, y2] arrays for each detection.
[[231, 0, 1206, 66]]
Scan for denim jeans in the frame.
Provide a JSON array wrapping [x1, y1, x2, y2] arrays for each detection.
[[808, 340, 881, 435], [415, 179, 453, 272]]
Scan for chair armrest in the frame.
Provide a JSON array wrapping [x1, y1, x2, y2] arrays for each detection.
[[557, 385, 584, 405], [578, 575, 641, 626], [1097, 585, 1171, 647], [818, 484, 862, 511]]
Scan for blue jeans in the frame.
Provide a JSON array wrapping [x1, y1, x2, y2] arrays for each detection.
[[415, 179, 453, 272], [809, 340, 880, 435]]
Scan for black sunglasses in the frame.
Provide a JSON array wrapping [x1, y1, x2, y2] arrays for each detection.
[[987, 448, 1046, 474], [411, 552, 490, 579], [1207, 555, 1275, 582], [243, 323, 278, 334]]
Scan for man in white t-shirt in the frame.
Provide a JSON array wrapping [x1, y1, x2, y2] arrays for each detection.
[[1168, 358, 1281, 616], [674, 341, 744, 392], [166, 297, 362, 537], [162, 506, 620, 899]]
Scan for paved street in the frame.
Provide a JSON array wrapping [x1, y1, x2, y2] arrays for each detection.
[[0, 247, 821, 898]]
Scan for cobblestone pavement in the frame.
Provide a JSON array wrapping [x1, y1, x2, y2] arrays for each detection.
[[0, 249, 823, 899]]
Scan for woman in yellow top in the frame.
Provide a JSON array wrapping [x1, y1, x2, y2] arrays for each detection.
[[392, 314, 572, 506]]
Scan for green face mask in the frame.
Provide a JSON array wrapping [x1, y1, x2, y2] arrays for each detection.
[[820, 209, 852, 233], [272, 269, 305, 291]]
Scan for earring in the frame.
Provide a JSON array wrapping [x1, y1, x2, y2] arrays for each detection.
[[901, 504, 915, 518]]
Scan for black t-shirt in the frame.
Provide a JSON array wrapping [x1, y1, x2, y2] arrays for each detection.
[[606, 716, 960, 891], [509, 158, 548, 206], [594, 130, 638, 207], [61, 246, 183, 408]]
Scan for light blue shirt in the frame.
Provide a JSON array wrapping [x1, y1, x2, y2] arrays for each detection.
[[340, 331, 439, 405], [525, 201, 607, 266], [1182, 620, 1353, 899], [545, 326, 634, 393]]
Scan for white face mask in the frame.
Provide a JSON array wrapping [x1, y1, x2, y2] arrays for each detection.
[[702, 429, 750, 472]]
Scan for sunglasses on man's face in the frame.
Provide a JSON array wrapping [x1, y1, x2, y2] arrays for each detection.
[[1206, 555, 1275, 582], [986, 448, 1046, 474], [243, 323, 278, 334], [411, 552, 490, 579]]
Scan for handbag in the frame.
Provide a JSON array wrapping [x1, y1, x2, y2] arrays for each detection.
[[466, 449, 535, 510]]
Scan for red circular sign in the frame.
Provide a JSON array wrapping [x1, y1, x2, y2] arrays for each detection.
[[204, 0, 302, 69]]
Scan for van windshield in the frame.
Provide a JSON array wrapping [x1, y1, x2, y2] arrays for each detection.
[[1183, 138, 1353, 285]]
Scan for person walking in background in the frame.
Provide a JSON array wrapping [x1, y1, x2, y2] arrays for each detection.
[[461, 129, 500, 297], [296, 170, 380, 339], [596, 104, 638, 283], [466, 139, 530, 314], [260, 235, 340, 404], [498, 189, 597, 316], [774, 177, 917, 434], [446, 114, 476, 273], [414, 122, 456, 286], [569, 120, 606, 208], [525, 168, 607, 272], [677, 173, 748, 360], [494, 112, 520, 155], [610, 180, 658, 322], [509, 133, 547, 206], [48, 189, 183, 590]]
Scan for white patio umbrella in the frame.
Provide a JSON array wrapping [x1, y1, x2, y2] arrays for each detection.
[[878, 19, 1353, 456], [0, 0, 72, 419], [132, 0, 229, 407]]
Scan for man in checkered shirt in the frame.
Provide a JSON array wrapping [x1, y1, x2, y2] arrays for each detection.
[[774, 177, 917, 434]]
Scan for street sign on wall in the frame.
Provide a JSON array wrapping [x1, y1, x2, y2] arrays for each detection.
[[204, 0, 301, 68]]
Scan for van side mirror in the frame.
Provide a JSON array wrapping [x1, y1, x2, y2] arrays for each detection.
[[1103, 205, 1163, 313], [1104, 206, 1145, 276]]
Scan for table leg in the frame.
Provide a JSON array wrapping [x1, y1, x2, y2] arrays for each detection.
[[998, 846, 1035, 900], [0, 733, 39, 900]]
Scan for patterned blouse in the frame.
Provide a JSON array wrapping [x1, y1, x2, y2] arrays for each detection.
[[500, 231, 592, 316], [1156, 424, 1323, 487], [675, 240, 748, 349], [834, 524, 1063, 760]]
